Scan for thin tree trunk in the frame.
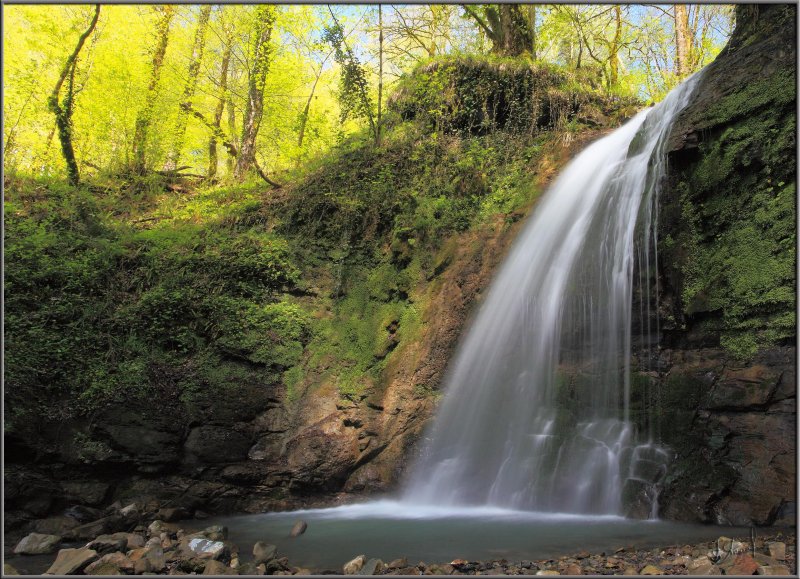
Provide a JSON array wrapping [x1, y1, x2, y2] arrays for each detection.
[[132, 5, 174, 174], [208, 30, 232, 179], [168, 4, 211, 170], [297, 66, 324, 150], [528, 4, 537, 59], [376, 4, 383, 146], [674, 4, 691, 78], [49, 4, 100, 186], [234, 5, 276, 180], [609, 6, 622, 88], [183, 102, 281, 189], [226, 94, 236, 175]]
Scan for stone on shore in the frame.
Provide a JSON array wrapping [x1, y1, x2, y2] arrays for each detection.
[[357, 559, 384, 575], [639, 564, 663, 575], [45, 547, 99, 575], [768, 542, 787, 561], [253, 541, 278, 564], [236, 562, 265, 575], [119, 503, 140, 518], [87, 534, 128, 554], [204, 560, 236, 575], [32, 516, 81, 536], [564, 563, 582, 575], [389, 558, 409, 569], [66, 517, 113, 541], [723, 554, 759, 575], [344, 555, 367, 574], [133, 545, 167, 574], [86, 562, 124, 575], [14, 532, 61, 555], [758, 564, 792, 575], [198, 524, 228, 541], [183, 537, 226, 559], [157, 507, 190, 522], [84, 552, 135, 575]]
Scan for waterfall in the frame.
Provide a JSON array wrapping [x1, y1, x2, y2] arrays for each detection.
[[403, 74, 702, 516]]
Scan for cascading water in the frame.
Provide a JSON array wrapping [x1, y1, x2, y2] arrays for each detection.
[[403, 74, 703, 516]]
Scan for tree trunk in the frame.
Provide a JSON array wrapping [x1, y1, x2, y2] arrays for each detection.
[[234, 5, 276, 180], [462, 4, 531, 57], [674, 4, 691, 78], [528, 4, 537, 59], [168, 4, 211, 170], [497, 4, 532, 57], [49, 4, 100, 186], [208, 29, 232, 179], [376, 4, 383, 146], [226, 94, 236, 175], [132, 5, 174, 174], [297, 66, 324, 151], [609, 6, 622, 88]]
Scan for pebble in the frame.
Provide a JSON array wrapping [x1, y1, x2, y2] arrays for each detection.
[[768, 542, 787, 561], [290, 520, 308, 538]]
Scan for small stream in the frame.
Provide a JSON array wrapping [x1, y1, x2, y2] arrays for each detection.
[[194, 500, 749, 572]]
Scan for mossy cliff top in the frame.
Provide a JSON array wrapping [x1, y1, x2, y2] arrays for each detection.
[[661, 3, 796, 360], [389, 55, 639, 136]]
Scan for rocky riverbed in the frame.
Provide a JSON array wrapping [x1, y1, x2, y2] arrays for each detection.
[[3, 499, 795, 576]]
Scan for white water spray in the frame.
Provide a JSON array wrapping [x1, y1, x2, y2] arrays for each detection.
[[403, 74, 702, 515]]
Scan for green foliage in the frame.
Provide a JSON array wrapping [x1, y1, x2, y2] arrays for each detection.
[[4, 176, 305, 433], [390, 56, 633, 136], [323, 21, 375, 129], [666, 66, 796, 360]]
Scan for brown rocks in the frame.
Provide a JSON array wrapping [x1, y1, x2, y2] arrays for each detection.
[[157, 507, 190, 522], [390, 558, 410, 569], [184, 426, 251, 464], [13, 532, 61, 555], [253, 541, 278, 564], [31, 516, 81, 536], [638, 564, 663, 575], [133, 545, 167, 574], [358, 558, 385, 575], [84, 552, 135, 574], [290, 520, 308, 537], [86, 562, 123, 575], [758, 564, 792, 575], [768, 542, 787, 561], [66, 517, 113, 541], [45, 547, 99, 575], [344, 555, 367, 574], [719, 554, 759, 576], [197, 524, 228, 541], [203, 560, 236, 575], [87, 534, 128, 554]]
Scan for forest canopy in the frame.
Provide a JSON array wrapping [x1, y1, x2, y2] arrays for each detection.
[[3, 3, 732, 184]]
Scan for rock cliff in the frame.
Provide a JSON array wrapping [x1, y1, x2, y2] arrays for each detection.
[[642, 3, 796, 525]]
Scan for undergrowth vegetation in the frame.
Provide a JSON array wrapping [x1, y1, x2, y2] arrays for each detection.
[[5, 56, 635, 444], [663, 66, 796, 359]]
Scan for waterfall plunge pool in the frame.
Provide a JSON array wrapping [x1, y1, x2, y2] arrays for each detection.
[[190, 500, 749, 572]]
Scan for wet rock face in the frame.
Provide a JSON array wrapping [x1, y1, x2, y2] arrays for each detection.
[[651, 347, 795, 525], [647, 3, 797, 526]]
